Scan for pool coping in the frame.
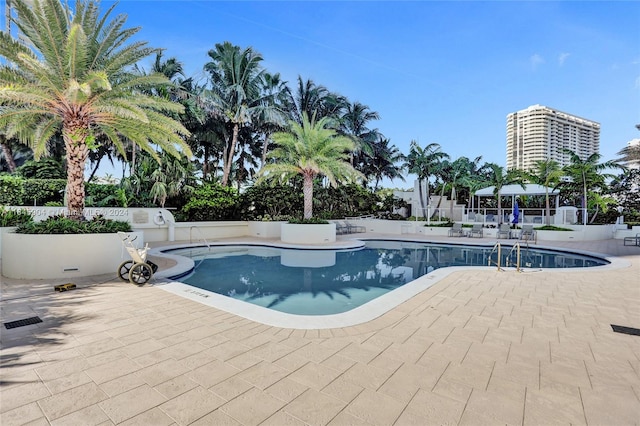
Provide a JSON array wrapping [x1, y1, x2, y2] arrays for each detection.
[[149, 237, 630, 330]]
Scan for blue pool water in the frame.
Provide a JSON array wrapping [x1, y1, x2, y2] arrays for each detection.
[[167, 240, 608, 315]]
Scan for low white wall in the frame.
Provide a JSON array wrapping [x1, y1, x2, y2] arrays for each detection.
[[247, 221, 285, 239], [0, 227, 16, 258], [2, 231, 144, 279], [142, 221, 248, 243], [281, 223, 336, 244]]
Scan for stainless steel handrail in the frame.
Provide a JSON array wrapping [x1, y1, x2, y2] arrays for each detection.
[[189, 226, 211, 249], [505, 242, 521, 272], [488, 242, 502, 270]]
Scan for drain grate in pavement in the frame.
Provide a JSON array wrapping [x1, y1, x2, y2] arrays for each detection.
[[3, 316, 43, 330], [611, 324, 640, 336]]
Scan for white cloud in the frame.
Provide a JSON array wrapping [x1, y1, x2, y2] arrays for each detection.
[[558, 52, 570, 66], [530, 54, 545, 69]]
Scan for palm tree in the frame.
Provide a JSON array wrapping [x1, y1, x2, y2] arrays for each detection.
[[0, 0, 192, 219], [615, 144, 640, 169], [404, 141, 448, 218], [561, 149, 623, 225], [525, 159, 563, 225], [360, 136, 405, 190], [204, 42, 270, 186], [257, 114, 362, 219], [484, 163, 524, 223], [289, 77, 347, 126], [446, 157, 479, 220], [340, 101, 380, 165], [257, 71, 290, 166]]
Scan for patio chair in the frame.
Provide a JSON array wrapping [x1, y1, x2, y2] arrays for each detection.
[[623, 233, 640, 246], [335, 221, 349, 235], [485, 214, 495, 223], [519, 224, 536, 243], [344, 220, 366, 233], [497, 223, 511, 239], [448, 223, 464, 237], [468, 223, 484, 238]]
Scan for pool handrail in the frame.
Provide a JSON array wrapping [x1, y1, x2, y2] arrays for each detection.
[[189, 226, 211, 249]]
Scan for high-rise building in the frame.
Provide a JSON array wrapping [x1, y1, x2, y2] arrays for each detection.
[[506, 105, 600, 171]]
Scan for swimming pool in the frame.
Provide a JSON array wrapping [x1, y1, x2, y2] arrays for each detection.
[[165, 240, 608, 316]]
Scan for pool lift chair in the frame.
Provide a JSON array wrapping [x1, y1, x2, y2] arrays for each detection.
[[117, 232, 158, 285]]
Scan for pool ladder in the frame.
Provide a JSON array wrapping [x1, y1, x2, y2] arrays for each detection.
[[488, 242, 521, 272]]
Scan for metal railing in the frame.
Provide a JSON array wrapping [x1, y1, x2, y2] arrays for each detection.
[[189, 226, 211, 249], [488, 241, 523, 272], [488, 242, 502, 270], [505, 242, 522, 272]]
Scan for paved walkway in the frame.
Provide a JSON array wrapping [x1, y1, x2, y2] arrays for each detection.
[[1, 236, 639, 425]]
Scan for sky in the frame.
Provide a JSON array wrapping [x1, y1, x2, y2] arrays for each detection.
[[4, 0, 640, 188]]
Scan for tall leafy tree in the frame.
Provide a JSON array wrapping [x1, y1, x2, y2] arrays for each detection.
[[404, 141, 448, 218], [288, 77, 347, 126], [340, 101, 380, 165], [560, 149, 623, 225], [525, 159, 563, 225], [257, 114, 362, 219], [204, 42, 281, 186], [258, 72, 290, 166], [0, 0, 192, 219], [615, 143, 640, 169], [359, 136, 405, 190]]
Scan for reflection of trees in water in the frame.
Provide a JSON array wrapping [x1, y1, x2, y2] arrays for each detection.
[[182, 245, 606, 310], [183, 249, 412, 309]]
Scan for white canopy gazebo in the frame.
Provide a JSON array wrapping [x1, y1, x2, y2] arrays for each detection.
[[474, 184, 559, 199]]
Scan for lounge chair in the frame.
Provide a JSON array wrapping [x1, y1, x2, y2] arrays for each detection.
[[497, 223, 511, 239], [519, 225, 536, 243], [344, 220, 366, 233], [448, 223, 464, 237], [623, 233, 640, 246], [469, 223, 483, 238], [335, 221, 349, 235]]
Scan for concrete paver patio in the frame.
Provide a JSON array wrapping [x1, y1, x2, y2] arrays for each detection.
[[1, 235, 639, 425]]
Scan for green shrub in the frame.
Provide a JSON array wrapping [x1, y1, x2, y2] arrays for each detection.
[[407, 216, 427, 221], [17, 158, 66, 179], [0, 207, 34, 227], [15, 215, 131, 234], [177, 183, 239, 221], [22, 179, 66, 206], [535, 225, 573, 231], [86, 183, 126, 207], [0, 175, 25, 205], [288, 217, 330, 224], [425, 221, 455, 227]]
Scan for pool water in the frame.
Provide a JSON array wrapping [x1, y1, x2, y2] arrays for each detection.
[[167, 240, 608, 316]]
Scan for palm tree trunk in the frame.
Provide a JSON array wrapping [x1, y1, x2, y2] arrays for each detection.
[[87, 155, 102, 183], [583, 175, 588, 226], [222, 123, 239, 186], [545, 188, 551, 226], [63, 131, 88, 220], [203, 145, 209, 180], [0, 137, 17, 173], [417, 178, 425, 218], [261, 132, 271, 167], [303, 173, 314, 219]]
